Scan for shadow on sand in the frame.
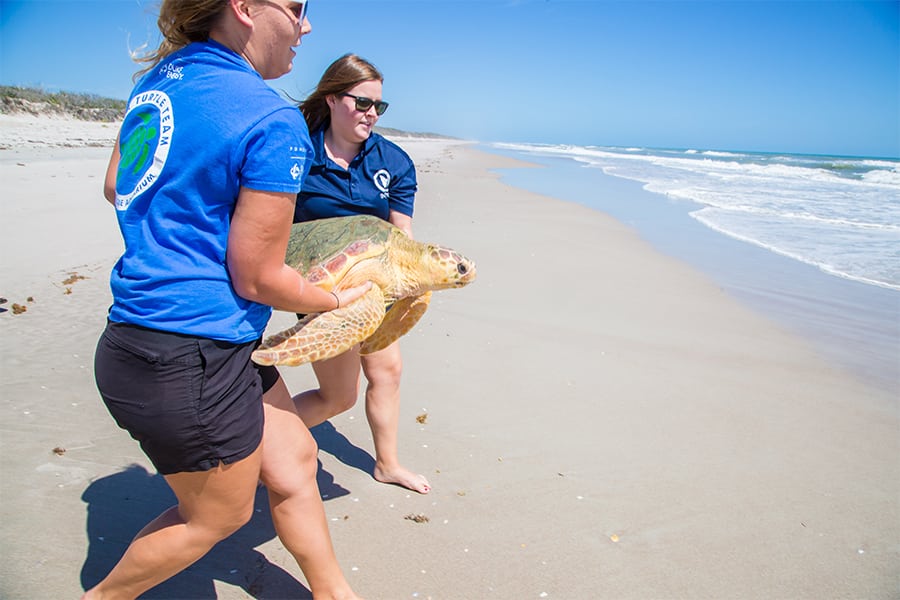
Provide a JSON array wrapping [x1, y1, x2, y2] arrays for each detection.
[[80, 420, 373, 598], [310, 421, 376, 483]]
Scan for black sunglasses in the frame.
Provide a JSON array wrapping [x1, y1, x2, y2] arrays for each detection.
[[341, 93, 389, 116]]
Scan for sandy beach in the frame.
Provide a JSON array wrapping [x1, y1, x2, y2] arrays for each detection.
[[1, 114, 897, 599]]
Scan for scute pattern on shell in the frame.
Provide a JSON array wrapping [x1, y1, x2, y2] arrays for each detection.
[[284, 216, 391, 283]]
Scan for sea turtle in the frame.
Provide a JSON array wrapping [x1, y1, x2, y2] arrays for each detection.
[[251, 215, 477, 367]]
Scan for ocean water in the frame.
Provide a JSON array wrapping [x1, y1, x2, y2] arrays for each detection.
[[483, 142, 900, 392], [493, 143, 900, 291]]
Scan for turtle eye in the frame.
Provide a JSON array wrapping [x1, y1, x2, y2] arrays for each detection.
[[457, 264, 468, 275]]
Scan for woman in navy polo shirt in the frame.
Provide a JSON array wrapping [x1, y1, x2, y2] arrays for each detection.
[[292, 54, 430, 494]]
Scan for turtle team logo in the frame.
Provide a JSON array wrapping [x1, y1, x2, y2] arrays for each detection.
[[115, 91, 174, 210], [373, 168, 391, 199]]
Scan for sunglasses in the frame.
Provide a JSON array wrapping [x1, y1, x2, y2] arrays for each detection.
[[341, 93, 389, 116], [262, 0, 309, 23], [289, 0, 309, 22], [287, 0, 308, 22]]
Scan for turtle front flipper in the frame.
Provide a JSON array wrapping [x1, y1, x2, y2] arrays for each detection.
[[252, 285, 386, 366], [359, 291, 432, 355]]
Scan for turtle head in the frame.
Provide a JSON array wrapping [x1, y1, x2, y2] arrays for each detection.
[[423, 244, 477, 289]]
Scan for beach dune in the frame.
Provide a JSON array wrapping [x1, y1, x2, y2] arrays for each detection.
[[1, 115, 897, 599]]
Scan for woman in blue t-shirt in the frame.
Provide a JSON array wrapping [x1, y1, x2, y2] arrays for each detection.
[[87, 3, 367, 599], [291, 54, 431, 494]]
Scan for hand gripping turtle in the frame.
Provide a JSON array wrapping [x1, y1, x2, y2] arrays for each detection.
[[252, 215, 477, 367]]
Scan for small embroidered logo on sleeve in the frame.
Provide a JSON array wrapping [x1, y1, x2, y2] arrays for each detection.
[[290, 146, 307, 181]]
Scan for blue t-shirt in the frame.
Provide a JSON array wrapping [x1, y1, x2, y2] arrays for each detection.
[[108, 40, 312, 343], [294, 129, 416, 223]]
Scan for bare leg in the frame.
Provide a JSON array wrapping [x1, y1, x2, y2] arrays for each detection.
[[292, 347, 362, 428], [262, 378, 361, 600], [361, 342, 430, 494], [81, 448, 262, 600], [292, 343, 428, 494]]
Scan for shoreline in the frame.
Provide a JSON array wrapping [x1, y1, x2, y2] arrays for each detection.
[[1, 125, 898, 598], [483, 145, 900, 394]]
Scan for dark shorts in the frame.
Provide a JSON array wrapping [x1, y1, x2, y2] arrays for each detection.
[[94, 321, 280, 475]]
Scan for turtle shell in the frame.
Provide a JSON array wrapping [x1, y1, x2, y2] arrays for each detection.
[[285, 215, 399, 289]]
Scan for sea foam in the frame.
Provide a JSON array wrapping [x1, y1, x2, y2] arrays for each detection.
[[493, 142, 900, 291]]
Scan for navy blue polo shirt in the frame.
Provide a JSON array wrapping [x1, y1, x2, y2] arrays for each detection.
[[294, 129, 417, 223]]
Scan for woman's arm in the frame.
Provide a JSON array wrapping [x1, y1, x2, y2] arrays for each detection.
[[386, 155, 417, 237], [228, 187, 370, 312], [103, 136, 120, 205], [388, 210, 413, 239]]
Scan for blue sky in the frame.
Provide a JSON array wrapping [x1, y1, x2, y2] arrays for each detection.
[[1, 0, 898, 157]]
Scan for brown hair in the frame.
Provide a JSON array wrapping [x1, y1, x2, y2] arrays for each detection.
[[133, 0, 228, 79], [300, 54, 384, 133]]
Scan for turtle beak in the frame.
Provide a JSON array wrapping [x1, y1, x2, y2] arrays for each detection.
[[455, 257, 477, 285]]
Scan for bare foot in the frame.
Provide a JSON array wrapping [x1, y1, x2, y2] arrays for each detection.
[[373, 464, 431, 494]]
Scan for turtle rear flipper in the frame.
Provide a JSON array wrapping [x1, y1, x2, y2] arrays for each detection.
[[360, 291, 432, 355], [252, 285, 386, 366]]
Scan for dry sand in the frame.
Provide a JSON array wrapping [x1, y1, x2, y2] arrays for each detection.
[[1, 115, 897, 599]]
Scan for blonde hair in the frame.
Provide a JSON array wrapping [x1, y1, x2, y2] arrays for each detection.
[[300, 54, 384, 133], [134, 0, 228, 79]]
